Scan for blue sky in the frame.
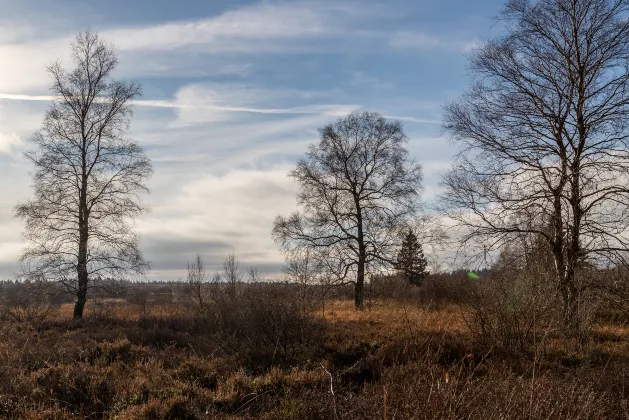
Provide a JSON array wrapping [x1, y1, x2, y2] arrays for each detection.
[[0, 0, 505, 280]]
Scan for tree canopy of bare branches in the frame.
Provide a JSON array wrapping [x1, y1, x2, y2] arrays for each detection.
[[273, 111, 423, 309], [15, 30, 152, 319], [439, 0, 629, 335]]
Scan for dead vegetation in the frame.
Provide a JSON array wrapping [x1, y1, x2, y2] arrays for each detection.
[[0, 276, 628, 419]]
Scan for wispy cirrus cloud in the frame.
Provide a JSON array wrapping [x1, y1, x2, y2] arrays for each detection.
[[0, 91, 357, 121], [0, 1, 466, 94], [169, 83, 358, 125], [0, 86, 440, 126], [0, 1, 388, 93], [105, 2, 354, 52]]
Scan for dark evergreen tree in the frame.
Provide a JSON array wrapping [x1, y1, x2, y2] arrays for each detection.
[[395, 230, 429, 286]]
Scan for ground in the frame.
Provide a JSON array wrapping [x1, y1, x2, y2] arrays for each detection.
[[0, 292, 628, 419]]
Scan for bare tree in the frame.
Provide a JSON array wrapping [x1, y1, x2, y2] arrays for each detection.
[[247, 266, 260, 283], [282, 249, 324, 311], [440, 0, 629, 336], [186, 255, 209, 308], [283, 248, 324, 289], [273, 111, 423, 309], [223, 253, 242, 300], [15, 30, 152, 319]]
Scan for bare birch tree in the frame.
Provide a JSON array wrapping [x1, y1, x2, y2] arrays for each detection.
[[15, 30, 152, 319], [440, 0, 629, 336], [186, 255, 209, 308], [273, 111, 423, 309], [223, 253, 242, 300]]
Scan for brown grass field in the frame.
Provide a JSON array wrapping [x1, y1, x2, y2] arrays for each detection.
[[1, 283, 629, 419]]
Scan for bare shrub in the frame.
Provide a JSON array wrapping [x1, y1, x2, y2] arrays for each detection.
[[591, 266, 629, 326], [0, 279, 60, 323], [88, 297, 116, 320], [418, 274, 462, 310], [453, 270, 560, 355], [183, 254, 325, 369], [333, 360, 616, 420], [282, 249, 332, 314], [214, 283, 325, 369], [125, 284, 151, 316], [179, 255, 214, 314], [368, 272, 462, 311], [370, 273, 412, 301]]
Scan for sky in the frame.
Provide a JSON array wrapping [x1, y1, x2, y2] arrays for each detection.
[[0, 0, 505, 280]]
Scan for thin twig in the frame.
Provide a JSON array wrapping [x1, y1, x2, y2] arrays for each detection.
[[321, 363, 340, 420]]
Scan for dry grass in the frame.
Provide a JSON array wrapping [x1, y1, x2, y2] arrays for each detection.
[[323, 299, 466, 332], [0, 287, 627, 419]]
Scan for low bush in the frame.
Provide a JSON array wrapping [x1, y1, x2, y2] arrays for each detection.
[[191, 282, 325, 370], [447, 270, 560, 356], [0, 280, 61, 323]]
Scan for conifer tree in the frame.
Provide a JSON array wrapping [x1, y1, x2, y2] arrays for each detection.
[[395, 230, 429, 286]]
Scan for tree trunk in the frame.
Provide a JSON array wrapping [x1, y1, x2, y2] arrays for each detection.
[[74, 233, 89, 318], [560, 279, 580, 339], [553, 250, 582, 339], [355, 259, 365, 310], [560, 260, 581, 339], [74, 178, 89, 319], [73, 275, 88, 318], [355, 203, 366, 310]]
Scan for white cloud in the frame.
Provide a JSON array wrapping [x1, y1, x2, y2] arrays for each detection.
[[423, 161, 452, 175], [0, 2, 354, 93], [0, 85, 442, 128], [350, 71, 394, 89], [0, 96, 326, 279], [0, 37, 72, 93], [0, 91, 449, 280], [105, 2, 345, 52], [0, 94, 58, 102], [0, 132, 20, 153], [137, 167, 299, 277], [0, 161, 31, 278], [0, 22, 37, 44], [0, 1, 465, 95], [463, 37, 483, 52], [0, 99, 46, 154]]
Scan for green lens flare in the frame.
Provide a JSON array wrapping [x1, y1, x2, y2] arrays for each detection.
[[467, 271, 480, 280]]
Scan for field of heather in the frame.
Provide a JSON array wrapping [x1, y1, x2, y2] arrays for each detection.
[[1, 281, 628, 419]]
